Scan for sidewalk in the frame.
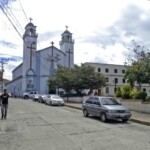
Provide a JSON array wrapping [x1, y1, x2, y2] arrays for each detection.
[[64, 102, 150, 126]]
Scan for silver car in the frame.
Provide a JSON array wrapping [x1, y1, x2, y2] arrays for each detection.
[[82, 96, 132, 122], [45, 94, 64, 106]]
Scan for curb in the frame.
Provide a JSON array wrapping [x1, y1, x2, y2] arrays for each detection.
[[130, 119, 150, 126], [65, 104, 82, 110], [64, 104, 150, 126]]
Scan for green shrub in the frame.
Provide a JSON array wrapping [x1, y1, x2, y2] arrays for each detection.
[[121, 84, 132, 99], [133, 91, 147, 101], [129, 89, 136, 99], [129, 89, 147, 101], [115, 86, 122, 97], [122, 92, 131, 99]]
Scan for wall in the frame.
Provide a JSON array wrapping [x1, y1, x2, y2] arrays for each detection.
[[120, 99, 150, 113], [63, 96, 89, 103]]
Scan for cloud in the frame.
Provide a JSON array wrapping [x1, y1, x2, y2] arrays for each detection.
[[0, 54, 22, 62], [80, 4, 150, 49], [0, 40, 18, 48], [38, 31, 61, 43]]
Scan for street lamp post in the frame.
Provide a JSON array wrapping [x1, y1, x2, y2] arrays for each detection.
[[113, 78, 117, 95]]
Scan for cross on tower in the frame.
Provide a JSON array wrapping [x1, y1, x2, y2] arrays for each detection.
[[66, 49, 73, 68], [27, 42, 36, 68], [29, 17, 33, 23], [65, 25, 68, 30]]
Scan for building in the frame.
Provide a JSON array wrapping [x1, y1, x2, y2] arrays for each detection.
[[87, 62, 150, 96], [6, 21, 74, 96]]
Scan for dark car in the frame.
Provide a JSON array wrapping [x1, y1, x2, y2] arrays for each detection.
[[38, 95, 49, 103], [82, 96, 132, 122]]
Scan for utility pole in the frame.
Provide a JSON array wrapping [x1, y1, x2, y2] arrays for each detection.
[[0, 58, 8, 92]]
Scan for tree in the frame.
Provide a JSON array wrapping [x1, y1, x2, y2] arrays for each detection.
[[48, 66, 74, 93], [125, 40, 150, 90], [47, 64, 106, 94]]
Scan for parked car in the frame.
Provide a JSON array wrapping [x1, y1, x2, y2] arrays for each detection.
[[82, 96, 132, 122], [23, 91, 38, 99], [45, 94, 64, 106], [38, 94, 49, 103], [33, 94, 40, 101]]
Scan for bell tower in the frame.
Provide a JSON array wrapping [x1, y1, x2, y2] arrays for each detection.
[[22, 19, 38, 91], [59, 26, 74, 68]]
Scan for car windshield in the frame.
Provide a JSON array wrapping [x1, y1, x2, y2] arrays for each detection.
[[100, 98, 120, 105]]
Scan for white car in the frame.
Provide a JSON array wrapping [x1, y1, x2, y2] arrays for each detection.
[[45, 94, 64, 106]]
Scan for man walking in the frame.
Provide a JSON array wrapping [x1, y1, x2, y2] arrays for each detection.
[[0, 89, 9, 119]]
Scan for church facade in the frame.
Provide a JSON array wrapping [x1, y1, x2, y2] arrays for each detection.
[[6, 22, 74, 96]]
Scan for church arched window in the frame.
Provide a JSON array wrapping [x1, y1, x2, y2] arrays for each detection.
[[26, 69, 35, 90], [30, 28, 34, 36], [26, 69, 35, 76]]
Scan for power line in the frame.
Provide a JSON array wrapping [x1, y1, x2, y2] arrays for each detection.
[[17, 0, 29, 23], [0, 1, 52, 74], [5, 5, 24, 33], [0, 4, 23, 40]]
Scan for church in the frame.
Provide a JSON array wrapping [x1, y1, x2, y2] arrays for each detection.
[[6, 21, 75, 96]]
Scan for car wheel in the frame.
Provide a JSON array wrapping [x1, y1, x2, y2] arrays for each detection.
[[25, 96, 29, 99], [83, 109, 89, 117], [122, 119, 129, 122], [101, 113, 107, 122]]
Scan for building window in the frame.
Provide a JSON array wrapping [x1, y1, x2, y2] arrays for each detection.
[[114, 78, 118, 84], [122, 78, 126, 83], [105, 68, 109, 73], [114, 69, 117, 73], [122, 70, 125, 74], [143, 88, 146, 92], [106, 87, 109, 94], [98, 68, 101, 72]]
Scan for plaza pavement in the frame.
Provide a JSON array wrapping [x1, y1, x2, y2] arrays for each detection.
[[64, 102, 150, 126]]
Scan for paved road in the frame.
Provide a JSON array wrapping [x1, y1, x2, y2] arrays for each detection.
[[0, 98, 150, 150]]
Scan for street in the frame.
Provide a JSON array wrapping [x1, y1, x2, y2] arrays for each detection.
[[0, 98, 150, 150]]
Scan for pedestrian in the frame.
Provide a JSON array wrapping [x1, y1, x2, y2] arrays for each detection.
[[0, 89, 9, 119]]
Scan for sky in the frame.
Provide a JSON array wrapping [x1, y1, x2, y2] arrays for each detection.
[[0, 0, 150, 80]]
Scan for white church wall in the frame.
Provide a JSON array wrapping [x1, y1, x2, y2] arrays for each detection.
[[6, 77, 22, 97], [12, 64, 22, 80], [39, 77, 49, 94]]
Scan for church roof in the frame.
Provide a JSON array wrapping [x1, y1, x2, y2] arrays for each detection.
[[62, 30, 72, 35], [25, 22, 35, 28], [37, 46, 65, 55]]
